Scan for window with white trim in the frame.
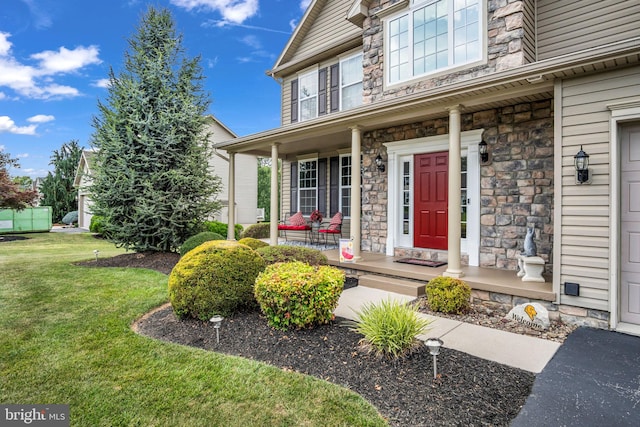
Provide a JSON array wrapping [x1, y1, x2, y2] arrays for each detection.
[[387, 0, 481, 85], [339, 155, 352, 217], [299, 70, 318, 121], [340, 54, 363, 111], [298, 160, 317, 215]]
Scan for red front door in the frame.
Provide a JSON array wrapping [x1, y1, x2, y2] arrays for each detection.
[[414, 152, 448, 249]]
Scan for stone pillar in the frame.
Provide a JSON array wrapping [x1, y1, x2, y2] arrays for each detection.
[[227, 151, 236, 240], [350, 126, 362, 260], [270, 143, 280, 246], [444, 106, 463, 278]]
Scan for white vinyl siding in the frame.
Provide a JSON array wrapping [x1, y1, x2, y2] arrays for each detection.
[[559, 67, 640, 310], [537, 0, 640, 60], [288, 0, 361, 65]]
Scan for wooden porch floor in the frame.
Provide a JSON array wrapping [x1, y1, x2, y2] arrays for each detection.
[[322, 250, 555, 302]]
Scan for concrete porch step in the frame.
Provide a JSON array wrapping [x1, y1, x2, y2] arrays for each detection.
[[358, 274, 427, 297]]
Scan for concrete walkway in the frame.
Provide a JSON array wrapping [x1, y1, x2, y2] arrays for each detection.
[[336, 285, 561, 373]]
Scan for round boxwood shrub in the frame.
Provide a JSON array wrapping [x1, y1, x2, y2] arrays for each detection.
[[241, 223, 270, 239], [204, 220, 243, 240], [425, 276, 471, 314], [254, 261, 345, 330], [237, 237, 269, 250], [256, 245, 328, 266], [169, 240, 266, 319], [179, 232, 224, 257]]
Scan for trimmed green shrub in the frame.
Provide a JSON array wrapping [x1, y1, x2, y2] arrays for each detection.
[[169, 240, 266, 319], [89, 215, 106, 235], [254, 261, 344, 330], [241, 222, 270, 239], [349, 299, 432, 359], [204, 220, 243, 240], [237, 237, 269, 250], [179, 232, 224, 257], [425, 276, 472, 314], [256, 245, 328, 266]]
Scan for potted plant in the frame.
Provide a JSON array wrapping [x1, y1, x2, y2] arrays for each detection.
[[310, 210, 323, 228]]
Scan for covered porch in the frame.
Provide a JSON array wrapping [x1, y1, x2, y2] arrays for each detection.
[[322, 248, 555, 303]]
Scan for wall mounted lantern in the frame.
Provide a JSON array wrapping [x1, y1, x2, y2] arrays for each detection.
[[478, 139, 489, 163], [574, 145, 590, 184], [375, 154, 385, 172]]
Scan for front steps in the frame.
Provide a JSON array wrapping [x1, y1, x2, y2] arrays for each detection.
[[358, 274, 426, 297]]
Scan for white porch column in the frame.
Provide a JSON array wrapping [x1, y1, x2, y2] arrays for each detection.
[[444, 106, 463, 278], [350, 126, 362, 260], [227, 151, 236, 240], [270, 143, 280, 246]]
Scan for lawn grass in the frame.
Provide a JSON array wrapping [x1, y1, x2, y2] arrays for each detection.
[[0, 232, 386, 426]]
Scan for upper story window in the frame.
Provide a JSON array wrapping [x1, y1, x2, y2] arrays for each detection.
[[340, 53, 363, 111], [299, 70, 318, 121], [387, 0, 481, 85]]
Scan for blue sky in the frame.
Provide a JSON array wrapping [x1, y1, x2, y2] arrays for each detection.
[[1, 0, 312, 178]]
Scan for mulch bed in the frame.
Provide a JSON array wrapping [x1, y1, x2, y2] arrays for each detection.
[[75, 251, 537, 425], [0, 235, 29, 243]]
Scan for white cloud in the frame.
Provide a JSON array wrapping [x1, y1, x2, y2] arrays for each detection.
[[0, 116, 37, 135], [300, 0, 312, 12], [171, 0, 259, 24], [240, 35, 261, 50], [203, 19, 291, 34], [0, 32, 101, 100], [16, 153, 29, 158], [288, 19, 297, 32], [31, 45, 101, 74], [93, 78, 111, 88], [27, 115, 55, 123]]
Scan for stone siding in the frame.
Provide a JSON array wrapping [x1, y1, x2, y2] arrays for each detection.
[[363, 0, 531, 104], [361, 99, 554, 272]]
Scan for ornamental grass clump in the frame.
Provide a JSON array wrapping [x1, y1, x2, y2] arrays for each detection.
[[169, 240, 266, 319], [350, 299, 432, 359], [425, 276, 471, 314], [254, 261, 344, 330]]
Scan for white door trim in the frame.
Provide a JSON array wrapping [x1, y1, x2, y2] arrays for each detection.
[[608, 100, 640, 332], [384, 129, 483, 265]]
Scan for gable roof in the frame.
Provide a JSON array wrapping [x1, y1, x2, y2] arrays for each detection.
[[268, 0, 362, 78], [73, 150, 97, 187]]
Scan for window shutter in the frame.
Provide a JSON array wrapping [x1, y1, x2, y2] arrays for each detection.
[[318, 68, 327, 116], [329, 156, 339, 215], [290, 162, 298, 214], [318, 158, 327, 215], [290, 79, 298, 123], [330, 64, 340, 113]]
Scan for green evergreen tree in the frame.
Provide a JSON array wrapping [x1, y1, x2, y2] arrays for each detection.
[[90, 6, 220, 253], [40, 140, 83, 222]]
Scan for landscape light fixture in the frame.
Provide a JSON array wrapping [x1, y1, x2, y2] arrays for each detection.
[[478, 139, 489, 163], [375, 154, 385, 172], [425, 338, 444, 379], [93, 249, 100, 262], [210, 315, 224, 343], [574, 145, 590, 184]]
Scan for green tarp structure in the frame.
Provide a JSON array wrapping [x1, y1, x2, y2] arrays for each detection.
[[0, 207, 52, 234]]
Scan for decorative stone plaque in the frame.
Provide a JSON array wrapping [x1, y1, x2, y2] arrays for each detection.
[[505, 302, 550, 330]]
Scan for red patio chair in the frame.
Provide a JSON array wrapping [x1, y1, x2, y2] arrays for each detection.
[[318, 212, 343, 245], [277, 211, 311, 242]]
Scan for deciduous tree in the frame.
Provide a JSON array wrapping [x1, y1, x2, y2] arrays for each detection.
[[0, 151, 38, 210]]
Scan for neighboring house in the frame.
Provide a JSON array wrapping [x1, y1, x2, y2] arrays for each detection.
[[74, 150, 96, 229], [74, 115, 258, 230], [214, 0, 640, 334]]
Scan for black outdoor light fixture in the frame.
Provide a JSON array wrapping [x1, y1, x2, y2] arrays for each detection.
[[478, 139, 489, 163], [574, 145, 590, 184], [375, 154, 385, 172]]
